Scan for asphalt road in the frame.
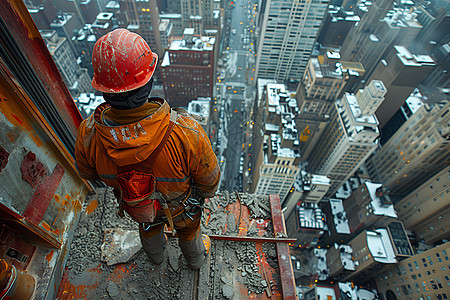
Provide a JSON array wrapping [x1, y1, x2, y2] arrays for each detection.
[[219, 0, 258, 192]]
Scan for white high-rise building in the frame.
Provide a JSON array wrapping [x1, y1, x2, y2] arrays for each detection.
[[355, 80, 387, 116], [367, 90, 450, 196], [308, 83, 383, 197], [251, 83, 301, 201], [255, 0, 329, 82]]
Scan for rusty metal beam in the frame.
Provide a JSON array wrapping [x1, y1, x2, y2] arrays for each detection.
[[208, 234, 297, 243], [1, 0, 83, 133], [0, 204, 62, 249], [269, 194, 298, 300]]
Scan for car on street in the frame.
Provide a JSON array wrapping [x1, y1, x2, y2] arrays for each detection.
[[231, 29, 237, 35]]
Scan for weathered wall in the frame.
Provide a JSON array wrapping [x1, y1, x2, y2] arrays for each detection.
[[0, 1, 91, 298]]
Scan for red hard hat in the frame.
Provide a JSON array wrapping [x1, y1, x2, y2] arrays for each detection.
[[91, 29, 158, 93]]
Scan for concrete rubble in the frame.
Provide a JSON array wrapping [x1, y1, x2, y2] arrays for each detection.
[[62, 187, 281, 299]]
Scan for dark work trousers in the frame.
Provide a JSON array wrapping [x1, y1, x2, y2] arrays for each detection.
[[139, 209, 206, 270]]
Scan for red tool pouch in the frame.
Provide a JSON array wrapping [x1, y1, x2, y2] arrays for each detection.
[[117, 170, 162, 223], [116, 110, 177, 223]]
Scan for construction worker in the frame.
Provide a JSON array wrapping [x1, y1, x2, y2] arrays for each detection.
[[75, 29, 220, 270]]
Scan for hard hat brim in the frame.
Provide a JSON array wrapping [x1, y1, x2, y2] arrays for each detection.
[[92, 52, 158, 93]]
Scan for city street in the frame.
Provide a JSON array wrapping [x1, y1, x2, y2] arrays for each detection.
[[215, 0, 259, 192]]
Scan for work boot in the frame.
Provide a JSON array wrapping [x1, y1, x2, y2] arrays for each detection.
[[202, 234, 210, 256]]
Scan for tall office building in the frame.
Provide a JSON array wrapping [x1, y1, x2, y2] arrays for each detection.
[[161, 29, 215, 107], [27, 0, 57, 30], [326, 244, 356, 280], [368, 45, 435, 128], [395, 166, 450, 245], [250, 83, 301, 201], [379, 91, 423, 145], [40, 30, 92, 96], [255, 0, 329, 82], [316, 5, 360, 49], [50, 13, 83, 55], [52, 0, 100, 25], [376, 242, 450, 300], [343, 182, 397, 235], [123, 0, 163, 57], [339, 0, 393, 61], [343, 229, 398, 282], [308, 81, 385, 197], [366, 91, 450, 197], [282, 170, 330, 218], [295, 51, 364, 160], [341, 7, 423, 84], [161, 0, 215, 34]]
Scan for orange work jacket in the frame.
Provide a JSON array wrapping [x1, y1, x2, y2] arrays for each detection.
[[75, 98, 220, 202]]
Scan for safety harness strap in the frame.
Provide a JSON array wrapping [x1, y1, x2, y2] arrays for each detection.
[[117, 110, 180, 231]]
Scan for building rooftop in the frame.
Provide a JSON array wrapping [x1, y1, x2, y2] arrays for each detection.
[[383, 7, 423, 29], [365, 182, 397, 218], [51, 13, 73, 27], [330, 199, 350, 234], [169, 36, 215, 51], [75, 93, 105, 117], [366, 229, 397, 264], [106, 1, 120, 9], [345, 94, 378, 125], [338, 282, 377, 299], [314, 248, 329, 281], [183, 28, 195, 35], [264, 123, 279, 132], [187, 98, 210, 126], [338, 244, 355, 271], [160, 14, 182, 19], [338, 282, 358, 299], [159, 19, 170, 31], [311, 174, 331, 186], [266, 83, 287, 106], [395, 45, 435, 67], [257, 79, 276, 100], [127, 24, 140, 30], [265, 134, 298, 159], [96, 12, 113, 21], [315, 286, 336, 299], [297, 202, 325, 229], [335, 181, 353, 199]]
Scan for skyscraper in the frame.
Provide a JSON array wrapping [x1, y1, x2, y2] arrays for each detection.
[[308, 81, 385, 197], [255, 0, 329, 82], [250, 83, 301, 201], [376, 242, 450, 300], [366, 90, 450, 197], [123, 0, 163, 57], [161, 29, 215, 107], [295, 51, 364, 160], [394, 166, 450, 245], [341, 6, 423, 84], [40, 30, 92, 96], [368, 45, 435, 128]]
